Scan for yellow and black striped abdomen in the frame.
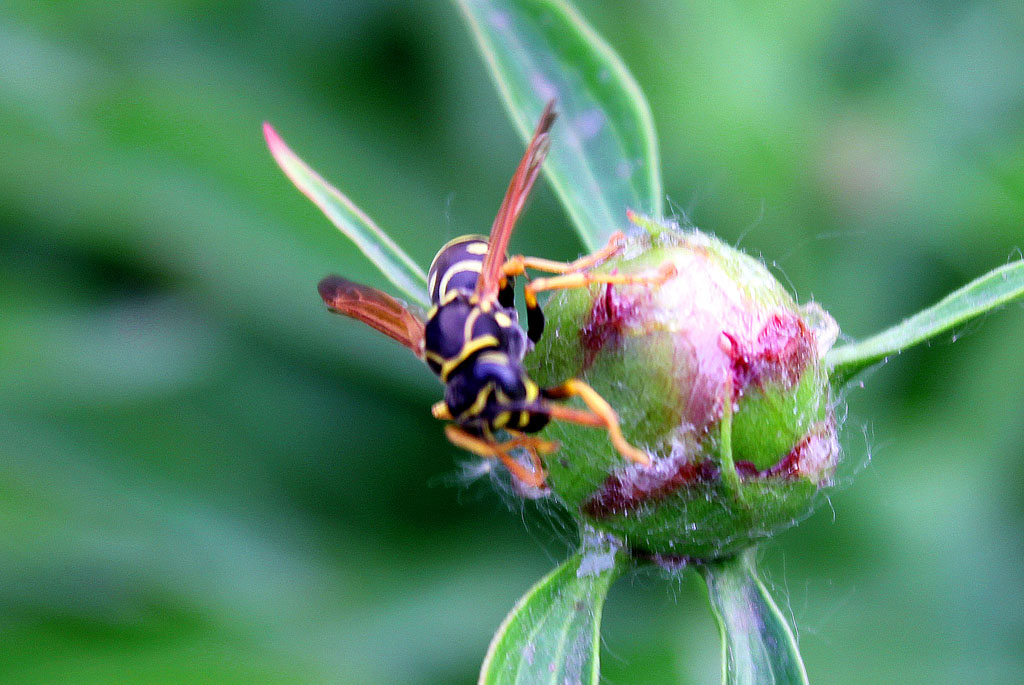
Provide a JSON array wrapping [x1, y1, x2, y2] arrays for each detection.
[[427, 235, 490, 304], [423, 234, 547, 435], [423, 295, 526, 380]]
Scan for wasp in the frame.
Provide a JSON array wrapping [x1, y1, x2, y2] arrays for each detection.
[[317, 102, 676, 487]]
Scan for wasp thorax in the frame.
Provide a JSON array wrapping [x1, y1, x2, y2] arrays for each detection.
[[527, 222, 840, 559]]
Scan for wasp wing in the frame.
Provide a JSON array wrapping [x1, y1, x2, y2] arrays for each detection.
[[475, 100, 558, 301], [318, 276, 425, 357]]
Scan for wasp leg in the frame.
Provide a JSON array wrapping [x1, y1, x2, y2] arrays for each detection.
[[497, 275, 516, 308], [432, 402, 558, 459], [431, 401, 454, 421], [502, 231, 627, 278], [543, 379, 651, 466], [521, 262, 675, 343], [502, 232, 628, 344], [505, 428, 559, 479], [525, 261, 677, 309], [525, 299, 545, 345], [443, 425, 550, 487]]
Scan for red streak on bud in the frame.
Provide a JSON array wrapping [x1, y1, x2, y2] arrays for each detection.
[[765, 426, 837, 479], [738, 425, 837, 480], [585, 422, 836, 519], [766, 450, 803, 479], [724, 312, 814, 394], [580, 281, 640, 369], [734, 460, 761, 477], [583, 459, 719, 518]]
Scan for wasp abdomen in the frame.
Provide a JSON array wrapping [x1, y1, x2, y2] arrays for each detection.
[[427, 235, 516, 306], [423, 295, 526, 378], [427, 235, 489, 304], [424, 300, 475, 366], [423, 233, 550, 439]]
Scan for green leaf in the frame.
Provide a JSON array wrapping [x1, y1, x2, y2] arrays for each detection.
[[827, 260, 1024, 386], [479, 536, 628, 685], [700, 549, 809, 685], [263, 122, 430, 307], [454, 0, 663, 250]]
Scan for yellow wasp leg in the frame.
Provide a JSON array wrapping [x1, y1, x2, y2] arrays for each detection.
[[433, 401, 558, 465], [504, 428, 559, 479], [501, 231, 627, 278], [544, 379, 651, 466], [443, 425, 551, 488], [524, 261, 677, 309], [500, 232, 635, 344]]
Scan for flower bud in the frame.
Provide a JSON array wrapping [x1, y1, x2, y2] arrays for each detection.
[[528, 220, 840, 559]]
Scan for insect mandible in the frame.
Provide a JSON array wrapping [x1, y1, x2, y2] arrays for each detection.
[[317, 101, 676, 487]]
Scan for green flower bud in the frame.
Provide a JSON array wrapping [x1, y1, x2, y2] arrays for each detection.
[[528, 219, 840, 559]]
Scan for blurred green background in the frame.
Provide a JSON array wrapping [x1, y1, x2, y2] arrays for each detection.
[[2, 1, 1022, 682]]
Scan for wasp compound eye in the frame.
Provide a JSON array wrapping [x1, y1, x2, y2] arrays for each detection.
[[527, 226, 840, 560]]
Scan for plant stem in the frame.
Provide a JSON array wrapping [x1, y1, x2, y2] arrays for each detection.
[[699, 548, 808, 685], [479, 530, 631, 685]]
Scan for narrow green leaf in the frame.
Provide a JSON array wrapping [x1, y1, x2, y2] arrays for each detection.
[[263, 123, 430, 307], [827, 260, 1024, 386], [700, 549, 809, 685], [455, 0, 663, 250], [479, 537, 628, 685]]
